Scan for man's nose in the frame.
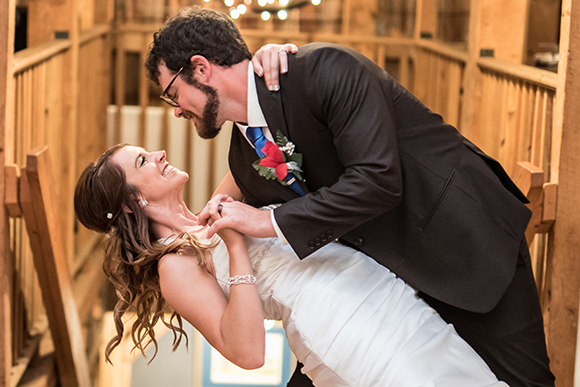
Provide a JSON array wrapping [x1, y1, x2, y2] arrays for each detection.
[[174, 106, 183, 118]]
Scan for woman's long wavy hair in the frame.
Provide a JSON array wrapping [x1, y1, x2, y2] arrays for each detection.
[[74, 144, 216, 362]]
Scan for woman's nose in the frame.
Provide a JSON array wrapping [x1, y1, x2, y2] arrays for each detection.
[[154, 150, 166, 162]]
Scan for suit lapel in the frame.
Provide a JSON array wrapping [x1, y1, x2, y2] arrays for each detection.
[[255, 73, 289, 139]]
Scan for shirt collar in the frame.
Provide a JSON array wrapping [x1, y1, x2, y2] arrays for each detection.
[[246, 61, 268, 128]]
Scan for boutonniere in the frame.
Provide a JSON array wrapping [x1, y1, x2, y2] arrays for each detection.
[[252, 130, 303, 186]]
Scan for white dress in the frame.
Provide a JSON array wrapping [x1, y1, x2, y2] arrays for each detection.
[[210, 235, 509, 387]]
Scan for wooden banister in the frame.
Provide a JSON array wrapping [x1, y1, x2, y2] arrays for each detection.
[[513, 161, 557, 246], [18, 146, 91, 387]]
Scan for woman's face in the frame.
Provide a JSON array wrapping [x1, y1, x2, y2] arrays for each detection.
[[112, 145, 189, 202]]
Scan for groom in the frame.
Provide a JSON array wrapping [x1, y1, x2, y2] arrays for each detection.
[[145, 6, 554, 387]]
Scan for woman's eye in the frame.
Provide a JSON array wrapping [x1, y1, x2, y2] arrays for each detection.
[[139, 156, 147, 166]]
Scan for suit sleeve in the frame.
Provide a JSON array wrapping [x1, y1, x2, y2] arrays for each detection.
[[274, 46, 403, 258]]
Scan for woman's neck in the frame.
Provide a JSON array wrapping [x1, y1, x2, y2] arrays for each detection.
[[150, 199, 199, 240]]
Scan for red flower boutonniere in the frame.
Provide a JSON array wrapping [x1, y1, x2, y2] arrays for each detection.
[[252, 130, 303, 186]]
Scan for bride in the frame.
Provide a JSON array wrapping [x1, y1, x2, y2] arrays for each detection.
[[74, 143, 508, 387]]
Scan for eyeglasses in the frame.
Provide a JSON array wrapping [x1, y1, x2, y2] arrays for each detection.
[[160, 67, 184, 107]]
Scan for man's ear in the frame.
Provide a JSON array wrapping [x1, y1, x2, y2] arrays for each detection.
[[190, 55, 212, 83]]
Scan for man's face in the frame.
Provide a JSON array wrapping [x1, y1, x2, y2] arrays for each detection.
[[158, 63, 222, 139]]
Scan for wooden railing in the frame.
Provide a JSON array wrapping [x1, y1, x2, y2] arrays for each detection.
[[8, 25, 111, 385], [413, 40, 558, 304]]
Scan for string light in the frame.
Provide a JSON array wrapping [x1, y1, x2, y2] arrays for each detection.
[[209, 0, 323, 21]]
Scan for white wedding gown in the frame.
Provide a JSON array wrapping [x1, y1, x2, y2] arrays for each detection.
[[210, 235, 509, 387]]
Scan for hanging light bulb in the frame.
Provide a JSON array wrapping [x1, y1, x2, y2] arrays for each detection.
[[261, 11, 271, 20], [277, 9, 288, 19], [203, 0, 210, 3], [258, 0, 267, 6], [311, 0, 321, 4], [237, 3, 247, 13], [244, 0, 252, 4], [230, 8, 240, 18], [279, 0, 289, 6], [267, 0, 275, 5]]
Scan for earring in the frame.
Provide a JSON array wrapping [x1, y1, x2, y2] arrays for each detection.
[[140, 199, 148, 206]]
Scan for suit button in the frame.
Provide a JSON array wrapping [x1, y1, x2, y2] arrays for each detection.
[[308, 241, 315, 250], [321, 234, 327, 242], [354, 236, 364, 247], [315, 238, 321, 246], [326, 231, 333, 239]]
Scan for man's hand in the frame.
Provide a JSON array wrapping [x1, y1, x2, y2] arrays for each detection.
[[198, 197, 277, 239], [252, 43, 298, 92]]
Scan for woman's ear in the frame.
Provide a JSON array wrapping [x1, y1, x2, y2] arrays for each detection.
[[123, 204, 132, 214]]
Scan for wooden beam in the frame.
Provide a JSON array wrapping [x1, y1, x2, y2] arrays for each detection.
[[19, 146, 91, 387], [5, 165, 21, 218], [543, 0, 580, 385], [1, 0, 16, 386]]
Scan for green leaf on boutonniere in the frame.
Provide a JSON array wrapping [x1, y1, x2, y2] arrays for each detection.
[[252, 159, 279, 181]]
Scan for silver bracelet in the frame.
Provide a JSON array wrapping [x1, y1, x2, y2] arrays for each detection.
[[227, 274, 257, 287]]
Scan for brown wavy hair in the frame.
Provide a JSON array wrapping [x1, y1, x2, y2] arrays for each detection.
[[74, 144, 217, 362]]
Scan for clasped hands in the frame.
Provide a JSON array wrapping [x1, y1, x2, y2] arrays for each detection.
[[198, 195, 277, 239]]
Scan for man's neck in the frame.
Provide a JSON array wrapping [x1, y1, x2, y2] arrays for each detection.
[[212, 59, 250, 123]]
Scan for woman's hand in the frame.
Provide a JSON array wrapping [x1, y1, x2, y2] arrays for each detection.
[[252, 43, 298, 92], [217, 226, 245, 247]]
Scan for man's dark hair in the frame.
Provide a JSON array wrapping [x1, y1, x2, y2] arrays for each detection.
[[145, 6, 252, 84]]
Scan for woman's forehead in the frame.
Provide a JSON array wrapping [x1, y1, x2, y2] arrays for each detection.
[[112, 145, 144, 168]]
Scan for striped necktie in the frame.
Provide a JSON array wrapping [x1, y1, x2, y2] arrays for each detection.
[[246, 127, 305, 196]]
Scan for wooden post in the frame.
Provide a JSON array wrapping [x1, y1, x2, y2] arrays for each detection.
[[415, 0, 437, 40], [543, 0, 580, 385], [27, 0, 75, 47], [477, 0, 530, 63], [457, 0, 480, 137], [0, 1, 16, 386]]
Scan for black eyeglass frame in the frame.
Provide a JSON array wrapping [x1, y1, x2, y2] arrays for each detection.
[[160, 66, 184, 107]]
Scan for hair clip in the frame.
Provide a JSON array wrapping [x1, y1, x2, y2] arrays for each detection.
[[140, 199, 148, 206], [106, 212, 113, 219]]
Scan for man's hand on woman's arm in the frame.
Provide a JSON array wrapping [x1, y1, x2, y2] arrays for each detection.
[[252, 43, 298, 91]]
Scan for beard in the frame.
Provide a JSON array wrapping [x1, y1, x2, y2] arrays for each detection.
[[187, 77, 221, 139]]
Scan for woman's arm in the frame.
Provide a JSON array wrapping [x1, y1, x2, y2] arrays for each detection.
[[158, 230, 265, 369], [212, 171, 244, 201]]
